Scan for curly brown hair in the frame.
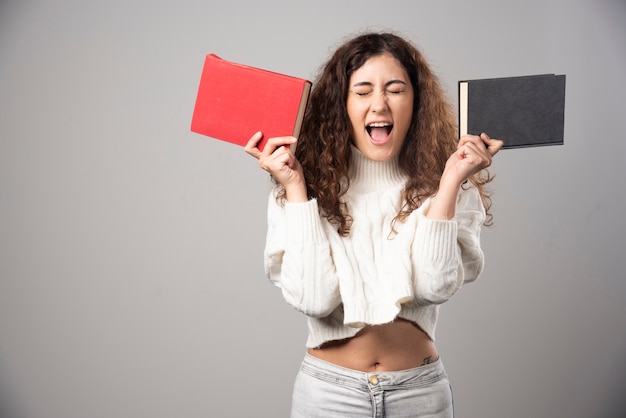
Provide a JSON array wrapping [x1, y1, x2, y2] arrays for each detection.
[[279, 31, 493, 236]]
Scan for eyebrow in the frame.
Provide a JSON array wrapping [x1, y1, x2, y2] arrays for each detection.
[[351, 79, 408, 88]]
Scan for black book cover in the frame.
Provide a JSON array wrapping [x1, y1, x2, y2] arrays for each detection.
[[459, 74, 566, 149]]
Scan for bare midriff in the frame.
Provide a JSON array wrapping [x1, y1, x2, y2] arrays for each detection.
[[307, 318, 438, 372]]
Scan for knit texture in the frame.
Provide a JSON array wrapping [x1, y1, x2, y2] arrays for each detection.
[[264, 147, 486, 348]]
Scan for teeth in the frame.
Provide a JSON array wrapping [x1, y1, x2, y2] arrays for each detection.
[[367, 122, 392, 127]]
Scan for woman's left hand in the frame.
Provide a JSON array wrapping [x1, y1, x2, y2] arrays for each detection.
[[426, 133, 503, 220], [442, 133, 503, 187]]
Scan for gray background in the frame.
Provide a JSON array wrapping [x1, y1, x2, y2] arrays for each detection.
[[1, 0, 625, 417]]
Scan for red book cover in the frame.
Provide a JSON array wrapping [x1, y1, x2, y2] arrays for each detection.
[[191, 54, 312, 150]]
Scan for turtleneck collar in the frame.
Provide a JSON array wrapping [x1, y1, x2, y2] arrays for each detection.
[[348, 145, 407, 193]]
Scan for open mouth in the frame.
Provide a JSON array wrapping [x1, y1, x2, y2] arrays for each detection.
[[366, 122, 393, 144]]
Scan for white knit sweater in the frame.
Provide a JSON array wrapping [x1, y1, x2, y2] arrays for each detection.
[[264, 147, 486, 348]]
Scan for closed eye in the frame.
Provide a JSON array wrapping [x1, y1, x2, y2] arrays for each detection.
[[350, 80, 408, 97], [385, 80, 408, 95], [351, 89, 404, 97]]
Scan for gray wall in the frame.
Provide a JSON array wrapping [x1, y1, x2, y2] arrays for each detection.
[[1, 0, 624, 417]]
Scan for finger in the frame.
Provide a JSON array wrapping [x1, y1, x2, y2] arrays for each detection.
[[244, 131, 264, 159], [260, 148, 298, 179], [459, 141, 494, 169], [458, 133, 484, 149], [486, 138, 504, 156], [462, 142, 489, 162], [462, 135, 491, 156], [262, 136, 298, 156], [474, 132, 493, 151], [474, 133, 504, 156]]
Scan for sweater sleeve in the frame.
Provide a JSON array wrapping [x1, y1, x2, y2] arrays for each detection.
[[264, 191, 342, 317], [411, 185, 486, 305]]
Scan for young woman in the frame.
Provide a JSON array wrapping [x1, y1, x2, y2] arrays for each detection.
[[245, 32, 503, 418]]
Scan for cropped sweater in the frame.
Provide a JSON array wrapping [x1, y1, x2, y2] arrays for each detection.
[[264, 147, 486, 348]]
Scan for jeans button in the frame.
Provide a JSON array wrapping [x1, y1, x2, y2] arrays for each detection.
[[369, 375, 379, 385]]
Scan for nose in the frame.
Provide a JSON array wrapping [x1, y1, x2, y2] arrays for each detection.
[[371, 91, 388, 112]]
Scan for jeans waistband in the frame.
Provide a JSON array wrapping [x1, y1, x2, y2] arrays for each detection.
[[301, 353, 448, 390]]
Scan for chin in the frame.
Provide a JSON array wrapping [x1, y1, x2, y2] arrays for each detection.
[[353, 133, 403, 161]]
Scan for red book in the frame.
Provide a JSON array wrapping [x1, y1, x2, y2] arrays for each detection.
[[191, 54, 312, 150]]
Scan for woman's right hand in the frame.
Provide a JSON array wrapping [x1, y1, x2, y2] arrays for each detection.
[[244, 131, 308, 202]]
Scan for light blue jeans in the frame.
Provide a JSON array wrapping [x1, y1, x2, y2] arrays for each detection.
[[291, 353, 454, 418]]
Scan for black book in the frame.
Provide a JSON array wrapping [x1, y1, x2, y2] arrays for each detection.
[[458, 74, 566, 149]]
